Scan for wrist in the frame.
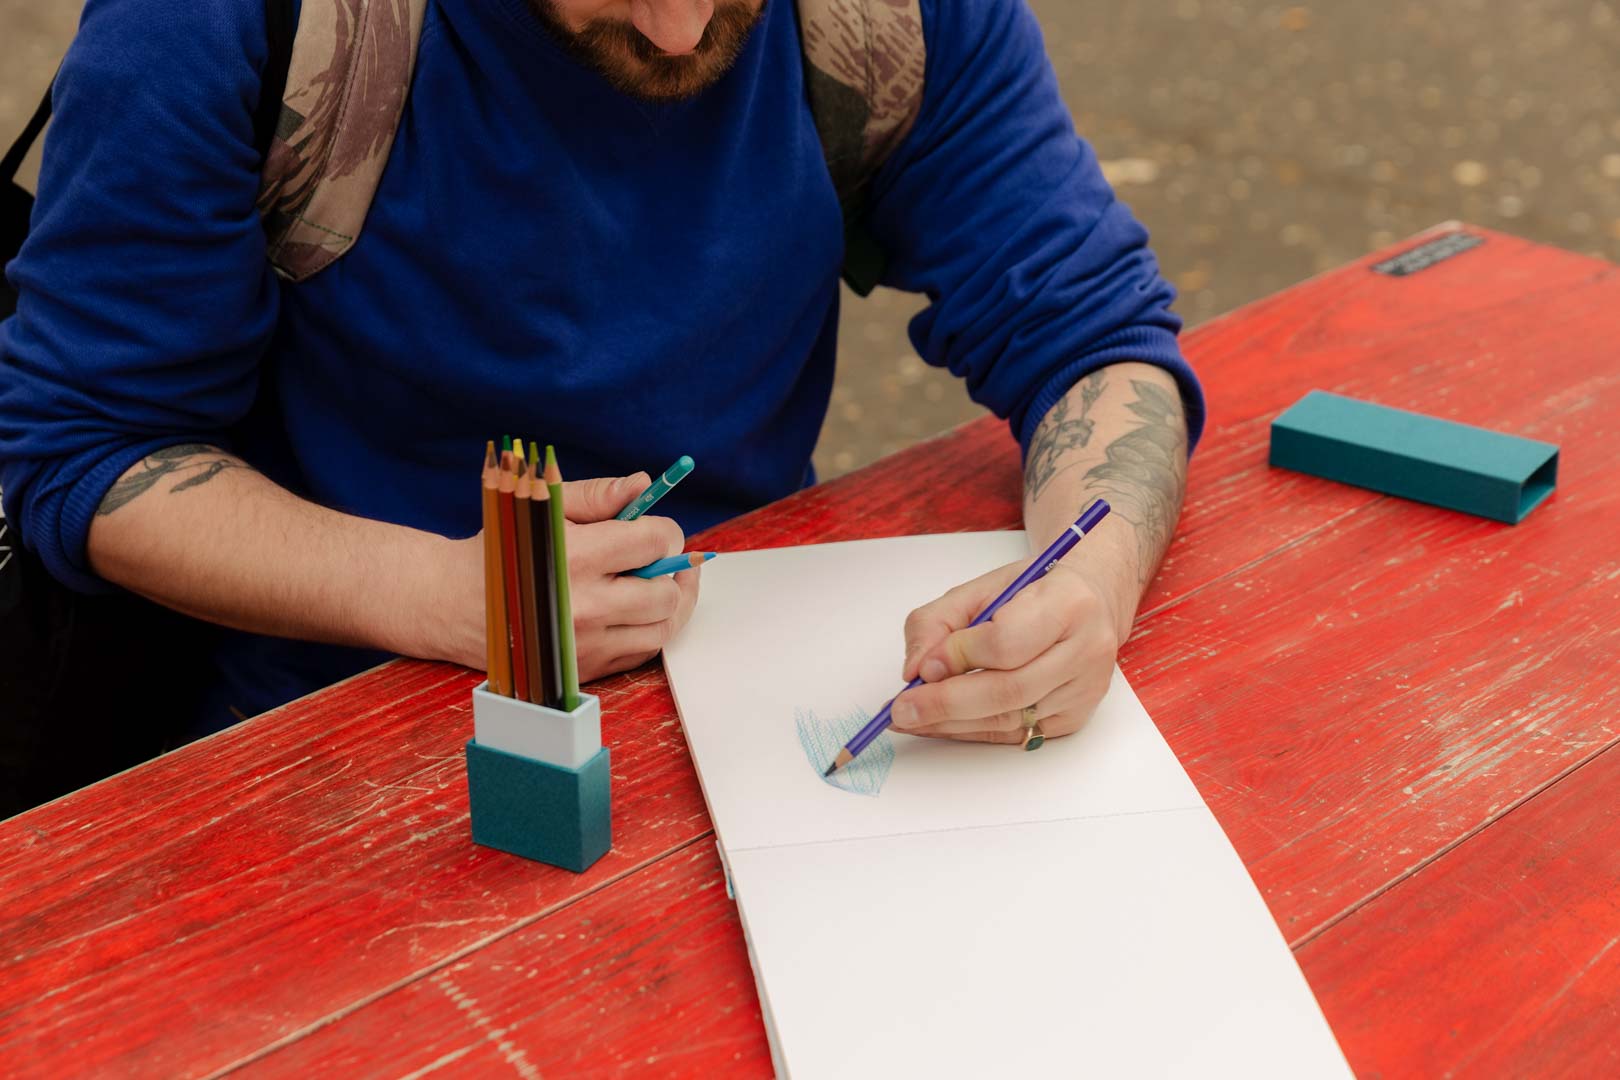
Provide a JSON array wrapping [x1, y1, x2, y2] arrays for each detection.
[[363, 528, 462, 661]]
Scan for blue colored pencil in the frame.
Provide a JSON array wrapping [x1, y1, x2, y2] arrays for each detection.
[[626, 551, 716, 579], [617, 455, 695, 521], [825, 499, 1111, 775]]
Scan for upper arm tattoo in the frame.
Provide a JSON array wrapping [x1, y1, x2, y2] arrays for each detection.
[[1024, 370, 1107, 502], [97, 444, 250, 516], [1080, 379, 1187, 581]]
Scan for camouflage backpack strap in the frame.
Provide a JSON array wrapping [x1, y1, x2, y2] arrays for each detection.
[[257, 0, 428, 282], [795, 0, 927, 296]]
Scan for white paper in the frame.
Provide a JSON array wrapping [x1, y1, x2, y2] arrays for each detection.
[[663, 533, 1351, 1079]]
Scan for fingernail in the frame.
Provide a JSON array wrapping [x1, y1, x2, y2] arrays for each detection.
[[891, 700, 916, 729], [920, 658, 948, 682]]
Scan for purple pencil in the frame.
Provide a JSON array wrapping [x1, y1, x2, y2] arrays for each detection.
[[825, 499, 1112, 776]]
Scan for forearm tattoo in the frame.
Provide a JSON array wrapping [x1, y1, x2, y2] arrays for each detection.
[[96, 444, 250, 516], [1023, 370, 1107, 502], [1079, 379, 1187, 582]]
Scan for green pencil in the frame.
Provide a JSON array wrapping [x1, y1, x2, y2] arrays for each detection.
[[543, 444, 581, 710]]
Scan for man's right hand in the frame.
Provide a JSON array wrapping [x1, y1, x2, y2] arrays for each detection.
[[556, 472, 702, 680], [432, 472, 701, 680]]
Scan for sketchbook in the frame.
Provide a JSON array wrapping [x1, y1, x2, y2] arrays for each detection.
[[662, 532, 1351, 1078]]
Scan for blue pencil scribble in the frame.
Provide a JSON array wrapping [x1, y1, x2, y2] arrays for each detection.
[[795, 707, 894, 797]]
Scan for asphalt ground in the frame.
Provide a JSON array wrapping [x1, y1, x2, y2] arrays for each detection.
[[4, 1, 1617, 477]]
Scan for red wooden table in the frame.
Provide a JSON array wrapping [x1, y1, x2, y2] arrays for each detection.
[[4, 225, 1618, 1078]]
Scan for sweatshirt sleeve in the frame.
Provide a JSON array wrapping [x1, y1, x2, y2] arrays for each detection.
[[864, 0, 1206, 457], [0, 0, 280, 593]]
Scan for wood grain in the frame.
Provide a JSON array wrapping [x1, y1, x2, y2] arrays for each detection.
[[1297, 742, 1620, 1079], [2, 225, 1616, 1078], [235, 842, 770, 1078]]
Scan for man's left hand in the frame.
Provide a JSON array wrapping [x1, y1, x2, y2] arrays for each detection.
[[891, 559, 1125, 743]]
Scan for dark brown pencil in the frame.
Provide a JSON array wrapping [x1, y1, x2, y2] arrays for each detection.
[[528, 468, 564, 709], [512, 458, 546, 706]]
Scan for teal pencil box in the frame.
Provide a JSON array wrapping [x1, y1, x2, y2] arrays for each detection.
[[465, 686, 612, 873], [1269, 391, 1558, 524]]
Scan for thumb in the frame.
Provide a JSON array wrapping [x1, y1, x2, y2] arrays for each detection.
[[559, 473, 650, 524], [900, 562, 1022, 680]]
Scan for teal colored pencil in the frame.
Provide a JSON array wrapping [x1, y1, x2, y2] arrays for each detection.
[[626, 552, 716, 579], [616, 455, 694, 521]]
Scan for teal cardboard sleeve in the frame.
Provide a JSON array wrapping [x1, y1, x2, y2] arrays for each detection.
[[465, 685, 612, 873], [1269, 391, 1558, 523]]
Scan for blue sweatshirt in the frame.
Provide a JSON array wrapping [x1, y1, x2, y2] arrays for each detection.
[[0, 0, 1204, 726]]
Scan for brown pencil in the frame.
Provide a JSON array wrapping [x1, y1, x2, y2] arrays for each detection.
[[512, 458, 547, 706], [498, 451, 530, 701], [481, 441, 511, 696]]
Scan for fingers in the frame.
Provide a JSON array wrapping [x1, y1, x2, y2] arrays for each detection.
[[914, 572, 1102, 682], [891, 569, 1122, 745], [572, 566, 703, 684], [569, 516, 685, 576], [894, 665, 1111, 744], [574, 574, 681, 630], [560, 473, 652, 524], [900, 561, 1022, 680], [891, 647, 1072, 734], [671, 565, 700, 627]]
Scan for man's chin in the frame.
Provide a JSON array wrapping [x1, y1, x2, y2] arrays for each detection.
[[609, 55, 734, 103], [534, 0, 766, 104]]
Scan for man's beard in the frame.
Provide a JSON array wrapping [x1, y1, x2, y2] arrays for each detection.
[[532, 1, 767, 103]]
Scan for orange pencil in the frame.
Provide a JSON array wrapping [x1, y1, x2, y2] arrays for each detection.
[[481, 442, 511, 696], [498, 451, 530, 701]]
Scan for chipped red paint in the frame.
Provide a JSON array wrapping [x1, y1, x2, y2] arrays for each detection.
[[2, 226, 1616, 1078]]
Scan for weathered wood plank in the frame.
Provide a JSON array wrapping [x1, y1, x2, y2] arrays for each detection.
[[1297, 743, 1620, 1079], [1134, 463, 1620, 939], [231, 842, 769, 1079], [0, 667, 717, 1078]]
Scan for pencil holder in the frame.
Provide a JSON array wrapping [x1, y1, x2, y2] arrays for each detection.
[[465, 685, 612, 873]]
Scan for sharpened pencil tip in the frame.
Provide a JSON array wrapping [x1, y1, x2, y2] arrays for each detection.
[[823, 762, 839, 777]]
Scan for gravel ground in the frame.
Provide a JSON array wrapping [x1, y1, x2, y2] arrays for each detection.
[[4, 1, 1617, 477]]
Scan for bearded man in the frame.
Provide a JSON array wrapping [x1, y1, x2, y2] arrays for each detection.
[[0, 0, 1203, 758]]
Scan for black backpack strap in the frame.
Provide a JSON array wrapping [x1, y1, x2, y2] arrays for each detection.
[[0, 80, 54, 186], [3, 0, 293, 184], [256, 0, 298, 161]]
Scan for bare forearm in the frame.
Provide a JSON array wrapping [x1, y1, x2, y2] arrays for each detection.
[[1022, 363, 1189, 637], [86, 444, 464, 659]]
